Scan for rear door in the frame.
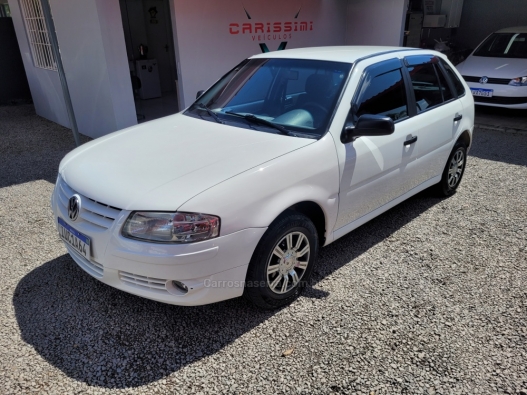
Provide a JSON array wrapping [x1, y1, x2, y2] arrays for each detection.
[[403, 55, 464, 184]]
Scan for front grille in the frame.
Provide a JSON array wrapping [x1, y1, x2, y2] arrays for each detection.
[[474, 96, 527, 105], [119, 271, 170, 294], [462, 75, 511, 85], [66, 244, 104, 278], [57, 177, 122, 229]]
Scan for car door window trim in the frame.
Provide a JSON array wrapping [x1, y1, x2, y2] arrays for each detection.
[[404, 55, 460, 115], [437, 59, 466, 99], [350, 58, 411, 130]]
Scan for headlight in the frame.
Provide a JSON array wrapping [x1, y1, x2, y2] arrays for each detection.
[[509, 76, 527, 86], [122, 212, 220, 243]]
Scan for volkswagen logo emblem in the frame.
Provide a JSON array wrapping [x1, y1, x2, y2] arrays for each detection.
[[68, 195, 81, 221], [479, 76, 489, 84]]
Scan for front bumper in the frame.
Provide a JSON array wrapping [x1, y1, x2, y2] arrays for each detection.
[[51, 179, 266, 306], [466, 82, 527, 109]]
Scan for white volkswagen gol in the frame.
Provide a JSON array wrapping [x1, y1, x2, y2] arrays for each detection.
[[457, 26, 527, 109], [52, 47, 474, 309]]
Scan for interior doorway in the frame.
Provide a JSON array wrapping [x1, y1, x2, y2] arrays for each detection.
[[119, 0, 179, 123]]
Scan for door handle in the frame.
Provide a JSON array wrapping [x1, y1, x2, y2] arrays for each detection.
[[404, 136, 418, 146], [453, 114, 463, 122]]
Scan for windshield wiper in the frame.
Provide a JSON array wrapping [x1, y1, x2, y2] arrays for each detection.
[[193, 103, 224, 124], [225, 111, 290, 136]]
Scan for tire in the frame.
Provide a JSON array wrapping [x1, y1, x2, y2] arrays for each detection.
[[435, 141, 467, 197], [244, 212, 319, 309]]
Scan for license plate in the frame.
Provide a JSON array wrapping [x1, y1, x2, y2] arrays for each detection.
[[471, 88, 493, 97], [58, 217, 91, 260]]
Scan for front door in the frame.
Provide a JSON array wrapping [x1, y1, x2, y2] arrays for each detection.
[[334, 59, 422, 231]]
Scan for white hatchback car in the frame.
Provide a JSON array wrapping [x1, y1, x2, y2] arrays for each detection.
[[457, 26, 527, 109], [52, 46, 474, 309]]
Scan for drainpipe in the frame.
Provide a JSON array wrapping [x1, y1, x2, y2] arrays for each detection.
[[40, 0, 81, 147]]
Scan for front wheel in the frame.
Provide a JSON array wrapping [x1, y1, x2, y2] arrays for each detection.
[[244, 212, 318, 309], [435, 142, 467, 197]]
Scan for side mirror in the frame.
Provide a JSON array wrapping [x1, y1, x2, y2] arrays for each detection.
[[340, 114, 395, 144], [196, 90, 205, 99]]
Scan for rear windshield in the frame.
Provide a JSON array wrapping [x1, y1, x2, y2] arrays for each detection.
[[474, 33, 527, 59]]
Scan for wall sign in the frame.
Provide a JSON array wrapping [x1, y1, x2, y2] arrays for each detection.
[[228, 6, 313, 52]]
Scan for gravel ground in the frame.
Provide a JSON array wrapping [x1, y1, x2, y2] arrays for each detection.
[[0, 104, 526, 394]]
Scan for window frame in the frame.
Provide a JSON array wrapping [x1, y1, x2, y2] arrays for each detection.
[[437, 58, 466, 99], [351, 58, 415, 125], [403, 55, 458, 116]]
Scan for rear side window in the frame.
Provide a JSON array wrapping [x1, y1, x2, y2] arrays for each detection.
[[435, 65, 454, 101], [407, 63, 446, 113], [440, 59, 465, 97], [356, 69, 408, 122]]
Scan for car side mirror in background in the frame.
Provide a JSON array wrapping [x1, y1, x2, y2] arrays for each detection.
[[340, 114, 395, 144], [196, 90, 205, 99]]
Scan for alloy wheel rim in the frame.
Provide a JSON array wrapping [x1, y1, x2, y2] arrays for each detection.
[[266, 231, 310, 295], [448, 149, 465, 188]]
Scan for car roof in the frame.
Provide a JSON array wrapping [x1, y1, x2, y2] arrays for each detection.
[[496, 26, 527, 33], [249, 46, 421, 63]]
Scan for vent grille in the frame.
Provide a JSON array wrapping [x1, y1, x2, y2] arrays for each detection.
[[119, 271, 169, 295], [473, 96, 527, 105], [462, 75, 510, 85], [57, 177, 122, 229]]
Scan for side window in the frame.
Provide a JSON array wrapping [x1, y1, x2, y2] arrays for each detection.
[[407, 63, 444, 113], [440, 59, 466, 97], [356, 69, 408, 122], [435, 64, 454, 101]]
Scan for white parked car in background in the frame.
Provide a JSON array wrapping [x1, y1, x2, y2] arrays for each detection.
[[457, 26, 527, 109], [52, 46, 474, 309]]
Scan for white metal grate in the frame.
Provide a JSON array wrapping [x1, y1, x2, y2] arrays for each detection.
[[19, 0, 57, 71]]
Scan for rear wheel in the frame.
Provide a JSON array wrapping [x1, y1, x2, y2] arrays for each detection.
[[435, 142, 467, 196], [244, 212, 318, 309]]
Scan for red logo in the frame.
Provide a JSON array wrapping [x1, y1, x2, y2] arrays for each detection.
[[229, 21, 313, 35], [228, 5, 313, 44]]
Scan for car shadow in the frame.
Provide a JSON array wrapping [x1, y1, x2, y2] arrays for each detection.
[[13, 190, 442, 388]]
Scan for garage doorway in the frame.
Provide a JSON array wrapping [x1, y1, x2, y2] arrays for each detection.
[[119, 0, 179, 123]]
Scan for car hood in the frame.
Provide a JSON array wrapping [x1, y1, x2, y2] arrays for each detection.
[[457, 55, 527, 78], [59, 114, 314, 210]]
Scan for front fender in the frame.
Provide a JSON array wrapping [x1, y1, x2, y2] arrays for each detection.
[[178, 134, 340, 243]]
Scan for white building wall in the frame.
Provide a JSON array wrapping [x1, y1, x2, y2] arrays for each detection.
[[8, 0, 136, 138], [7, 0, 70, 128], [345, 0, 408, 47], [9, 0, 407, 138], [49, 0, 137, 138], [171, 0, 348, 109]]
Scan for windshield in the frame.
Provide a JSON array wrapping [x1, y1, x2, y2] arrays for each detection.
[[184, 58, 352, 138], [474, 33, 527, 59]]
